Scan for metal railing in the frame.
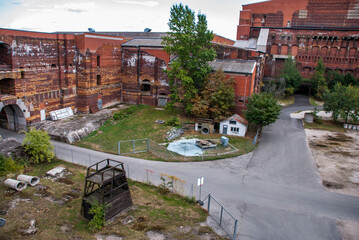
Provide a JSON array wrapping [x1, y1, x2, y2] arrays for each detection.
[[203, 194, 239, 240]]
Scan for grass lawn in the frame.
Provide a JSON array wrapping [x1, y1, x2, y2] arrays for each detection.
[[304, 120, 346, 132], [309, 96, 324, 106], [76, 105, 191, 153], [276, 96, 295, 106], [0, 159, 223, 240], [76, 105, 255, 161]]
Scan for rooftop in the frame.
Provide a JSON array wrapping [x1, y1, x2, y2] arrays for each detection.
[[209, 60, 256, 75]]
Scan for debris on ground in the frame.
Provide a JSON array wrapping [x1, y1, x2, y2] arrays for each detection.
[[0, 138, 22, 158], [18, 219, 37, 235], [306, 129, 359, 197], [95, 234, 123, 240], [46, 166, 67, 178]]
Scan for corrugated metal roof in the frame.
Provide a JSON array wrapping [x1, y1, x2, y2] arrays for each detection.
[[209, 60, 256, 74], [122, 38, 164, 47], [227, 114, 248, 126]]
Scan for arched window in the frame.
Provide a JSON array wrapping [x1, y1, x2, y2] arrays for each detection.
[[141, 80, 151, 94]]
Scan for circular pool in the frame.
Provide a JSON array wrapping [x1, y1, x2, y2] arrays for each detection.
[[167, 138, 203, 156]]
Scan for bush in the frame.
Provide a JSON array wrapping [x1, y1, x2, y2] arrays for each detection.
[[0, 155, 23, 176], [165, 116, 181, 127], [22, 128, 55, 164], [88, 200, 106, 232]]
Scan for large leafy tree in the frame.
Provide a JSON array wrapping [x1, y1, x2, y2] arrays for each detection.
[[244, 93, 281, 128], [280, 56, 302, 95], [191, 70, 235, 122], [162, 4, 216, 113], [323, 83, 359, 123]]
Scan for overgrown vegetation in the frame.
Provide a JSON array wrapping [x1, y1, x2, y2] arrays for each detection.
[[280, 56, 303, 95], [0, 160, 221, 239], [0, 155, 23, 176], [165, 116, 181, 127], [22, 128, 54, 164], [323, 83, 359, 123], [113, 105, 144, 121], [191, 70, 235, 121], [162, 4, 216, 113], [88, 200, 106, 232]]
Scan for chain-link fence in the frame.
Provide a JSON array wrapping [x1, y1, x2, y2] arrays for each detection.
[[118, 138, 253, 161]]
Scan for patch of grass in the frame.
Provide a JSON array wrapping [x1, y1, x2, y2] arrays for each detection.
[[76, 105, 190, 154], [0, 161, 221, 240], [276, 96, 295, 106], [304, 120, 346, 132], [309, 96, 324, 106]]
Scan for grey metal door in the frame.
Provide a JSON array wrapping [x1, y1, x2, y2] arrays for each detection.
[[158, 98, 167, 107], [223, 125, 228, 134]]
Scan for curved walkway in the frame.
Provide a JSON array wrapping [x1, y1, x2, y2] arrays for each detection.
[[1, 95, 358, 240]]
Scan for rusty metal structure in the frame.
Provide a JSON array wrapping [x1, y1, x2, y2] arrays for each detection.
[[81, 158, 132, 221]]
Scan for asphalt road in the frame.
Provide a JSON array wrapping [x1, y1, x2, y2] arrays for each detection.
[[1, 95, 358, 240]]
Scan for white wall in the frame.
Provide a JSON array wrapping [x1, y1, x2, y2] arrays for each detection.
[[219, 119, 247, 137]]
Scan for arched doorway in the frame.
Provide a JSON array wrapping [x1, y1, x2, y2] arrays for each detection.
[[0, 42, 12, 71], [0, 104, 27, 131]]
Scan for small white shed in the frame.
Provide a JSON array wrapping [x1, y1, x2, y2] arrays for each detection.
[[219, 114, 248, 137]]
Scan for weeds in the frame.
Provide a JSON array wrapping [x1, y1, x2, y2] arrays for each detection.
[[88, 200, 106, 232]]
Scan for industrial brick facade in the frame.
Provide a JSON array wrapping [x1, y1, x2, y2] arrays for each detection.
[[236, 0, 359, 79], [0, 28, 261, 129]]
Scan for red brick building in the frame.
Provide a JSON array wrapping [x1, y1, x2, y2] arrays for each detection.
[[236, 0, 359, 79], [0, 29, 261, 129]]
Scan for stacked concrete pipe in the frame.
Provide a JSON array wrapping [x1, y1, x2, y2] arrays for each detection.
[[4, 179, 27, 191], [17, 174, 40, 186]]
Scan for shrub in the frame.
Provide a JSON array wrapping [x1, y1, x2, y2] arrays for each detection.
[[88, 200, 106, 232], [165, 116, 181, 127], [22, 128, 55, 164], [0, 155, 23, 176]]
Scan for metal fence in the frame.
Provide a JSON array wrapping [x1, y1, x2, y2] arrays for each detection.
[[53, 143, 239, 239], [203, 194, 239, 240], [118, 138, 149, 155], [118, 138, 246, 161]]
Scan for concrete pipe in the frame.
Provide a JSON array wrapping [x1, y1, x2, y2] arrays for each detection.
[[4, 179, 27, 191], [17, 174, 40, 186]]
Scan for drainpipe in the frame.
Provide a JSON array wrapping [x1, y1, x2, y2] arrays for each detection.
[[137, 45, 141, 105]]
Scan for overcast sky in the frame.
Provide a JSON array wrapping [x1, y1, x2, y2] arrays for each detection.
[[0, 0, 261, 40]]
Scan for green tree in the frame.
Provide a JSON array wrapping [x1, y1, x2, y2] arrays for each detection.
[[280, 56, 302, 95], [323, 83, 359, 123], [191, 70, 235, 121], [162, 4, 216, 113], [22, 128, 54, 164], [244, 93, 281, 128], [312, 59, 328, 100]]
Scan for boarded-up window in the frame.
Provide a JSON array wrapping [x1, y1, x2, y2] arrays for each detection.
[[349, 48, 356, 57], [340, 48, 347, 57], [281, 45, 288, 55], [312, 46, 319, 54], [270, 44, 278, 55], [291, 46, 299, 56], [330, 47, 337, 57]]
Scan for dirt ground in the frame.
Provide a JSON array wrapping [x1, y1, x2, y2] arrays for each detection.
[[306, 128, 359, 240], [306, 128, 359, 197]]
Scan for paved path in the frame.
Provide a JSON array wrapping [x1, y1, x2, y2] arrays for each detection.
[[1, 95, 358, 240]]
